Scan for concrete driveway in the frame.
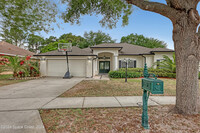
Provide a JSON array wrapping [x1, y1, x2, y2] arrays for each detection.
[[0, 77, 83, 133]]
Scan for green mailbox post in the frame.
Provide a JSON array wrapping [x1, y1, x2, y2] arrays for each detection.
[[142, 63, 164, 129]]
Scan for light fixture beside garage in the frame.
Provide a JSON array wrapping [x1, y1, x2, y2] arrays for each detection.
[[87, 57, 92, 62], [40, 57, 46, 61]]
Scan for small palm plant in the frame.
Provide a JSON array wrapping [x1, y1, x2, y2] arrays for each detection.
[[155, 53, 176, 73], [1, 56, 29, 78], [28, 61, 40, 77]]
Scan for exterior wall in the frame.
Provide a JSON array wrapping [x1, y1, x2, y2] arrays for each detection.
[[153, 52, 174, 68], [86, 58, 92, 77], [144, 55, 154, 68], [153, 52, 174, 62], [40, 59, 47, 76], [92, 48, 119, 56], [118, 55, 144, 68]]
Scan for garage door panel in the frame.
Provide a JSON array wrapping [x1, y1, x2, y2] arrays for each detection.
[[69, 60, 86, 77], [47, 59, 86, 77], [47, 60, 67, 77]]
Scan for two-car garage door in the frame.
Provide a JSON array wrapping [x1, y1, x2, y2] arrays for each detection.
[[47, 59, 86, 77]]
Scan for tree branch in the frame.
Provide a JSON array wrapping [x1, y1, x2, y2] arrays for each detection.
[[126, 0, 179, 22]]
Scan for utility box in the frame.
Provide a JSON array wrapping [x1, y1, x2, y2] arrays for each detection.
[[142, 78, 164, 94]]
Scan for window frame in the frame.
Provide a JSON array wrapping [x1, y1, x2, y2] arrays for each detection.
[[119, 59, 137, 68]]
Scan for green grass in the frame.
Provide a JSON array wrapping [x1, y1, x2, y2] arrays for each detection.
[[0, 74, 13, 80], [60, 78, 184, 97], [0, 74, 28, 87]]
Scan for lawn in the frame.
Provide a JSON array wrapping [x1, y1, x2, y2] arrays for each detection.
[[0, 74, 28, 87], [40, 105, 200, 133], [60, 78, 183, 97]]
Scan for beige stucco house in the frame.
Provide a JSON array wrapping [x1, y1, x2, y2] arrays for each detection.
[[34, 43, 174, 77]]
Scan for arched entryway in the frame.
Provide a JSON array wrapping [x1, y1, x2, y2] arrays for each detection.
[[95, 52, 117, 74]]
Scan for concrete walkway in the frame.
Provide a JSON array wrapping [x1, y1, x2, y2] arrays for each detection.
[[42, 96, 176, 109], [92, 74, 110, 80], [0, 77, 84, 133]]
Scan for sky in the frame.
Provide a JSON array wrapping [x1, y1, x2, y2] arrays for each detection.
[[39, 1, 200, 50]]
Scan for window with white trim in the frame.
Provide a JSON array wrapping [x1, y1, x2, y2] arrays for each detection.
[[157, 59, 164, 68], [119, 60, 137, 68]]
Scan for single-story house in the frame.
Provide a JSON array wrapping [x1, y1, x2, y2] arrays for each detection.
[[0, 41, 34, 57], [34, 43, 174, 77]]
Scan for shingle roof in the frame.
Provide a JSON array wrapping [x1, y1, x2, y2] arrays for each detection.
[[35, 46, 96, 56], [35, 43, 174, 56], [0, 41, 34, 56], [90, 43, 174, 55], [150, 48, 174, 52]]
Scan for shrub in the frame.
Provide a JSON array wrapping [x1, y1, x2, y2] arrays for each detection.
[[119, 68, 143, 72], [109, 71, 142, 78], [119, 68, 173, 73], [1, 55, 40, 78], [110, 68, 177, 78], [153, 72, 176, 78]]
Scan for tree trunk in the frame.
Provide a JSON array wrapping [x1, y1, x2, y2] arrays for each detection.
[[173, 15, 200, 114]]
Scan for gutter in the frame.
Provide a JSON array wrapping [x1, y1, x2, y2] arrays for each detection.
[[150, 51, 174, 54], [0, 52, 37, 59], [34, 55, 97, 57]]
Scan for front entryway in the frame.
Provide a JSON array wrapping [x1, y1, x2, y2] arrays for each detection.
[[99, 61, 110, 73]]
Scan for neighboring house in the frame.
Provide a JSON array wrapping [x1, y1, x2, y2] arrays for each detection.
[[34, 43, 174, 77], [0, 41, 34, 57]]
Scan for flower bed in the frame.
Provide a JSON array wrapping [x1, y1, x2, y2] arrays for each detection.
[[0, 55, 40, 78]]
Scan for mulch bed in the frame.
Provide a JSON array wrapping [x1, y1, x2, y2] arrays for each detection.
[[40, 105, 200, 133]]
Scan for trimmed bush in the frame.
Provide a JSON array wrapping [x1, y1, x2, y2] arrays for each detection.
[[119, 68, 173, 73], [110, 68, 177, 78], [111, 68, 200, 79], [109, 71, 142, 78], [153, 72, 176, 78]]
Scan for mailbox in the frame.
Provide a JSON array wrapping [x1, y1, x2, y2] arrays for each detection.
[[142, 78, 164, 94], [141, 63, 164, 129]]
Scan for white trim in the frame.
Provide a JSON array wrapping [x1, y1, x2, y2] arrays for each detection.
[[119, 59, 137, 68]]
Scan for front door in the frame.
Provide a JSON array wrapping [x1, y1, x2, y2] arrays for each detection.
[[99, 61, 110, 73]]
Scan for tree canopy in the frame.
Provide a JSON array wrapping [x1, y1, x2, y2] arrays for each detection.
[[40, 31, 116, 52], [59, 33, 85, 47], [121, 34, 167, 48], [82, 31, 116, 48], [27, 34, 44, 53], [0, 0, 57, 46], [40, 40, 68, 53], [62, 0, 133, 29]]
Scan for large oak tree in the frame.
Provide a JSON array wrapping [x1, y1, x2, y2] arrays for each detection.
[[62, 0, 200, 114], [0, 0, 57, 46]]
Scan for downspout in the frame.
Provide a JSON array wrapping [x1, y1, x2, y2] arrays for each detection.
[[140, 54, 146, 64]]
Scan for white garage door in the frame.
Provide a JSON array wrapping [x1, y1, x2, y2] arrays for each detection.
[[47, 59, 86, 77]]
